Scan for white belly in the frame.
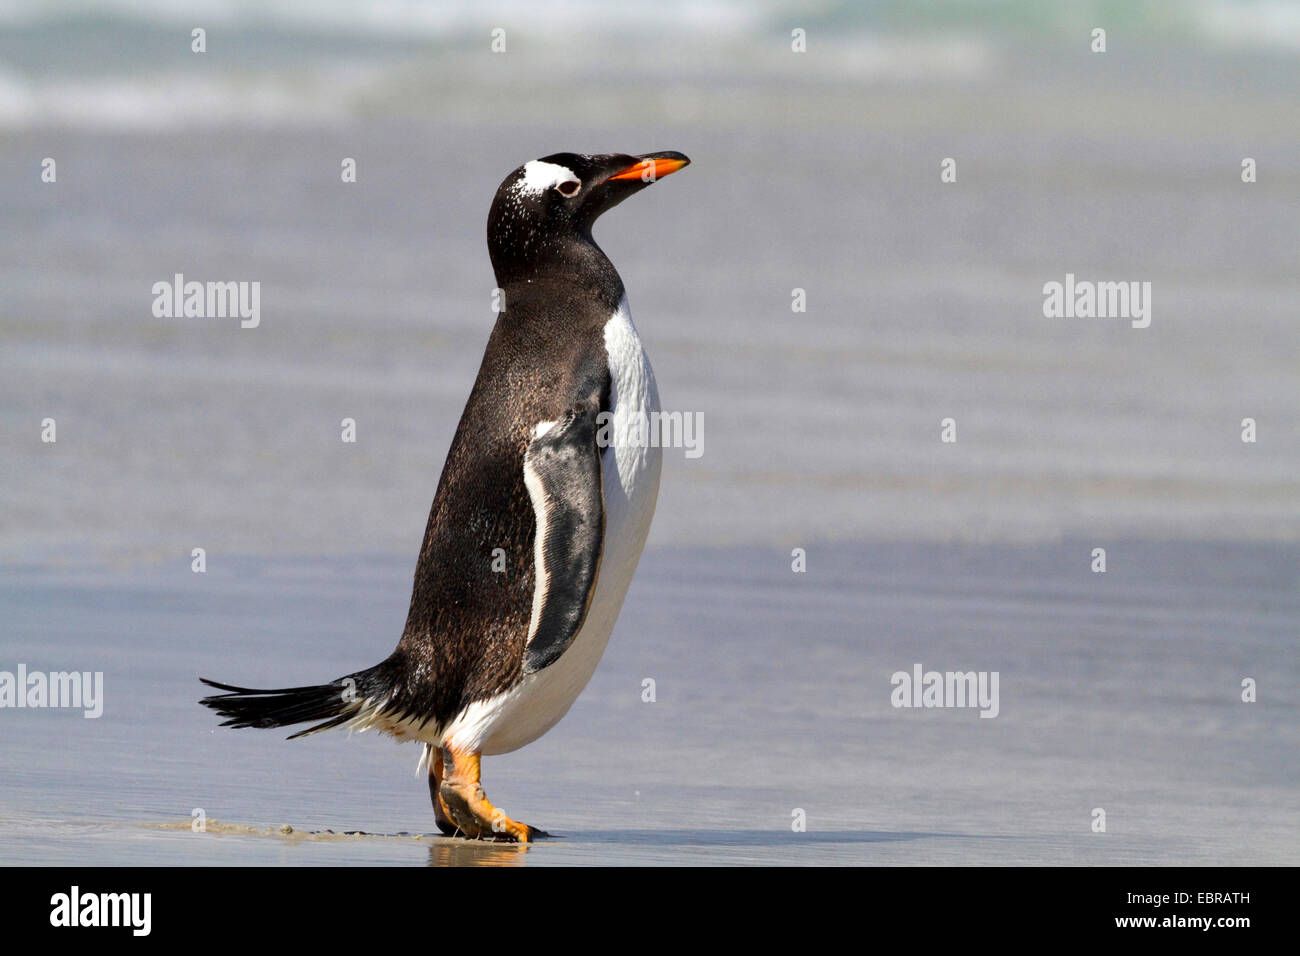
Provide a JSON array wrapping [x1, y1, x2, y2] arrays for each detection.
[[446, 296, 661, 755]]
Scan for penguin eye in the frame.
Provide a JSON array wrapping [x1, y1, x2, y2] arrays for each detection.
[[556, 180, 580, 198]]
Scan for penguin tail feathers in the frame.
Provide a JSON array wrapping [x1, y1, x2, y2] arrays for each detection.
[[198, 665, 390, 740]]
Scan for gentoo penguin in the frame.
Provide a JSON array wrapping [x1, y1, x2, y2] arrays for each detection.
[[200, 151, 690, 842]]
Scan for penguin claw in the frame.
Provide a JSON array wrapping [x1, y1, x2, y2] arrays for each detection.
[[438, 817, 544, 843], [428, 746, 548, 842]]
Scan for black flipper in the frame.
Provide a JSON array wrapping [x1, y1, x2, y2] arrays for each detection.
[[521, 403, 605, 674]]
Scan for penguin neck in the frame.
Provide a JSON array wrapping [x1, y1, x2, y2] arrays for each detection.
[[494, 232, 625, 316]]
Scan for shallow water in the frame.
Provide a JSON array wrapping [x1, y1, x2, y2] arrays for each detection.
[[1, 542, 1295, 865]]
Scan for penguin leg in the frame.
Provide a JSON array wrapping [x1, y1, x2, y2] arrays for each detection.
[[438, 745, 547, 843], [426, 746, 458, 837]]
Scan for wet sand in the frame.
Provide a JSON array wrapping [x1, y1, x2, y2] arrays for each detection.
[[1, 542, 1295, 865]]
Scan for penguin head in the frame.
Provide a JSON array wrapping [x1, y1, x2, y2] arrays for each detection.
[[488, 151, 689, 280]]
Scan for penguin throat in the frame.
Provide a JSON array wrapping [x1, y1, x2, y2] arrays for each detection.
[[493, 235, 624, 305]]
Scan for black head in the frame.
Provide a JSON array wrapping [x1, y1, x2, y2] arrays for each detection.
[[487, 151, 690, 285]]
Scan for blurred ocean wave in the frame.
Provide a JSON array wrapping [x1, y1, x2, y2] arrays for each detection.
[[1, 1, 1297, 130]]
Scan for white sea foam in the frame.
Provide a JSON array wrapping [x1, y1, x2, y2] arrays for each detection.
[[0, 65, 379, 130]]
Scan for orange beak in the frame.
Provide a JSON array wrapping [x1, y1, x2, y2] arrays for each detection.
[[608, 156, 690, 182]]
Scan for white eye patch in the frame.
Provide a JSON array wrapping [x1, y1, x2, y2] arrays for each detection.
[[516, 160, 581, 196]]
